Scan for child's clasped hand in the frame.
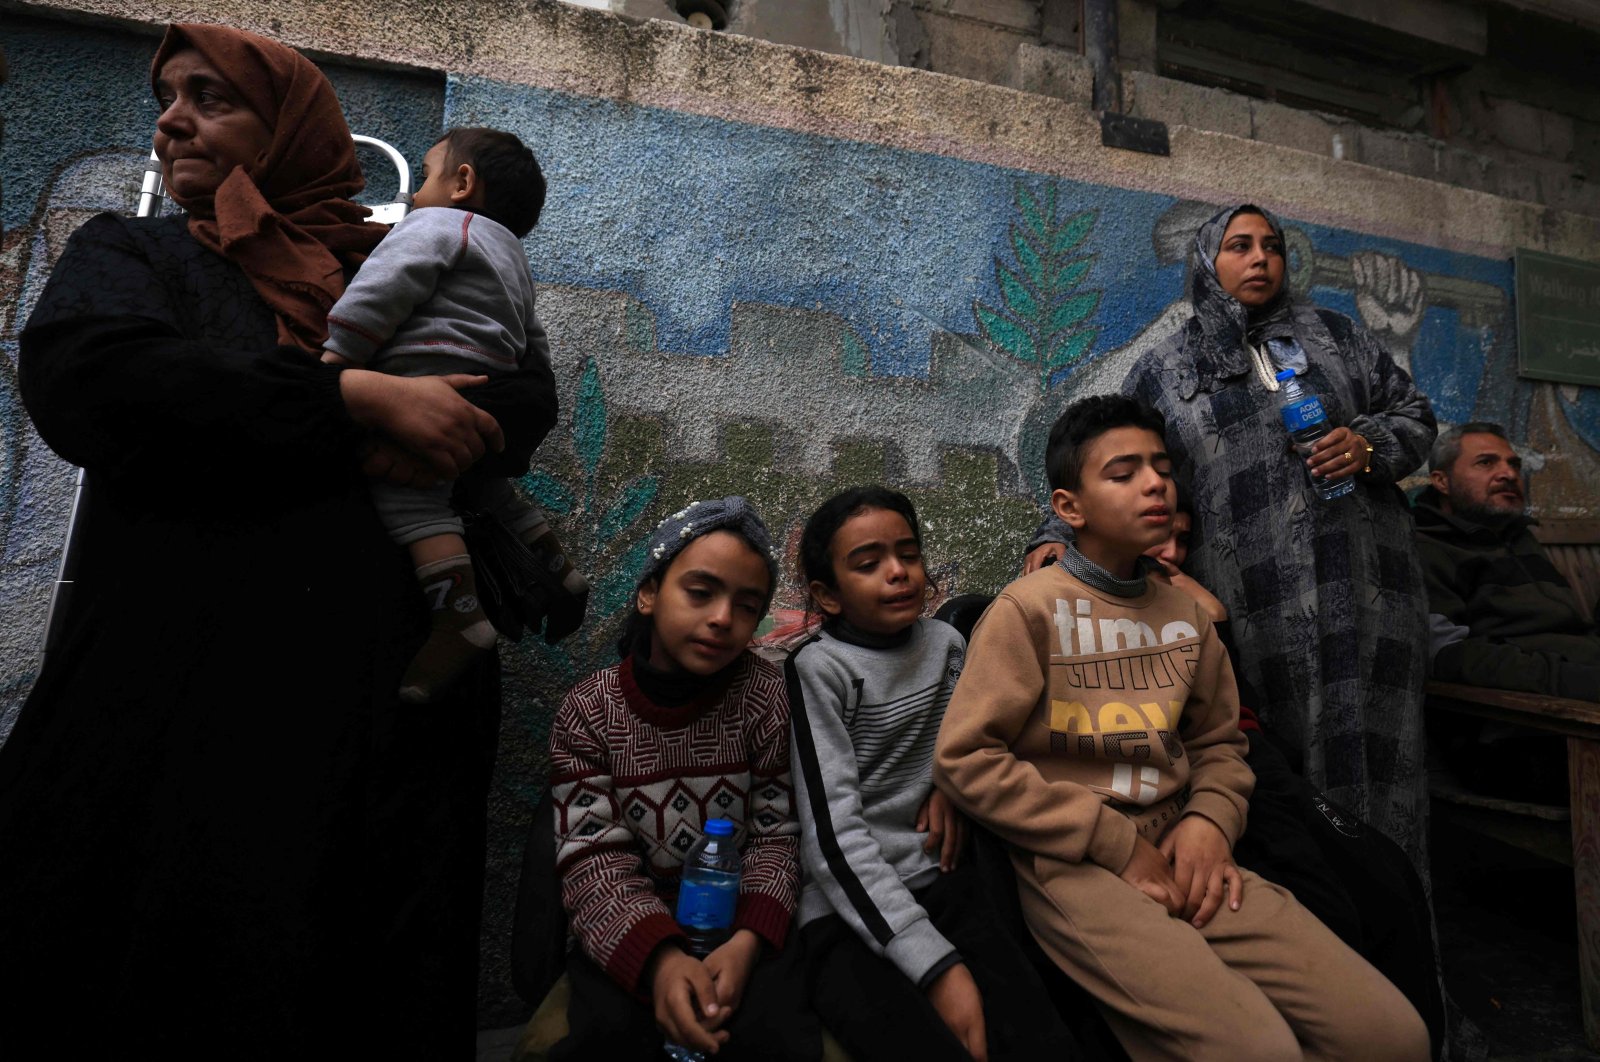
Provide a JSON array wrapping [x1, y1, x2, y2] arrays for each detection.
[[648, 944, 730, 1055]]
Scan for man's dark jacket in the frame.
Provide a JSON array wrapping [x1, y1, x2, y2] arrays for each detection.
[[1412, 485, 1600, 701]]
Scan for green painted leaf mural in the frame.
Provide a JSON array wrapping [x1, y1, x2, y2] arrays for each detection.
[[973, 182, 1102, 391], [524, 469, 576, 515], [1051, 211, 1094, 256], [996, 260, 1040, 322], [1054, 257, 1092, 291], [575, 357, 606, 481], [974, 303, 1036, 366], [513, 359, 664, 686], [596, 538, 651, 616], [1017, 185, 1049, 243], [1011, 228, 1044, 285], [840, 330, 869, 378], [1046, 291, 1101, 335], [1047, 327, 1098, 371], [599, 476, 660, 541]]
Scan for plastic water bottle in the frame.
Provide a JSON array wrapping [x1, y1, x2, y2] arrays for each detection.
[[676, 818, 740, 955], [662, 819, 741, 1062], [1276, 369, 1354, 501]]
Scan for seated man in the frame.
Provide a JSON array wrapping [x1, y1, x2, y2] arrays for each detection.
[[1413, 421, 1600, 802]]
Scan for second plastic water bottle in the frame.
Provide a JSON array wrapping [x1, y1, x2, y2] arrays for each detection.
[[1276, 369, 1354, 501]]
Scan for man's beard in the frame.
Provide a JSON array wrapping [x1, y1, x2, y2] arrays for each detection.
[[1452, 494, 1525, 527]]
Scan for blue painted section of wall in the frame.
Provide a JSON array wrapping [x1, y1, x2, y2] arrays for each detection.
[[0, 19, 156, 232], [1413, 308, 1485, 424], [443, 74, 1537, 449], [1565, 390, 1600, 453], [0, 15, 443, 233], [446, 76, 1184, 376]]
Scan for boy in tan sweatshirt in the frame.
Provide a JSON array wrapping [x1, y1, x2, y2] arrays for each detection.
[[934, 395, 1428, 1062]]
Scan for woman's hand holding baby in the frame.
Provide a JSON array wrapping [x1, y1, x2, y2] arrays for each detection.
[[340, 369, 504, 479]]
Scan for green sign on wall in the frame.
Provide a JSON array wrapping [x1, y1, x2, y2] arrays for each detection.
[[1515, 249, 1600, 386]]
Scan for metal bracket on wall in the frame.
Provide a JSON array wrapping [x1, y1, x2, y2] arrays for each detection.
[[1100, 113, 1170, 156]]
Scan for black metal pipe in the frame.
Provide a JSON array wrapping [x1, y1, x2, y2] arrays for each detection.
[[1083, 0, 1120, 113]]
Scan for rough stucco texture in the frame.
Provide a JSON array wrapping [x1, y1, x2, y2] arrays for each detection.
[[2, 7, 1599, 1028]]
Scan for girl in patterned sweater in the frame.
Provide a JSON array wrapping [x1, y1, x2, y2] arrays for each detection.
[[786, 486, 1080, 1062], [548, 496, 818, 1061]]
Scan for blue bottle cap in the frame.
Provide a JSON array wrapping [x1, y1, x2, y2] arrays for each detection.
[[1274, 369, 1297, 382], [704, 818, 735, 837]]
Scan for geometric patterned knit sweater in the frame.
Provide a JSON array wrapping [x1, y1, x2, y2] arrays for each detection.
[[550, 650, 799, 993]]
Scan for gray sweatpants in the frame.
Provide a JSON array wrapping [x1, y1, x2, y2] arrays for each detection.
[[372, 475, 547, 548]]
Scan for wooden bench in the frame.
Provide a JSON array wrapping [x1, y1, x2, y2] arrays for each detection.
[[1537, 519, 1600, 622], [1423, 517, 1600, 1047]]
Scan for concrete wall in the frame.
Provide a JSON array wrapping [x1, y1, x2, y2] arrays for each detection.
[[2, 0, 1599, 1026], [624, 0, 1600, 218], [616, 0, 1089, 99], [1126, 0, 1600, 219]]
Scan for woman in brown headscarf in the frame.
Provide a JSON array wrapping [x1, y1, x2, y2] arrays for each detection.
[[0, 25, 556, 1056]]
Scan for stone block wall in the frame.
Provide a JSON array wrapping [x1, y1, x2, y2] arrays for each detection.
[[617, 0, 1600, 218]]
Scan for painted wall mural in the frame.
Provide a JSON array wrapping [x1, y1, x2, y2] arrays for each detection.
[[973, 188, 1101, 394], [2, 15, 1597, 1023]]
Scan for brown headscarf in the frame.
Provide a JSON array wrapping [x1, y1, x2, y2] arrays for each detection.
[[150, 24, 387, 350]]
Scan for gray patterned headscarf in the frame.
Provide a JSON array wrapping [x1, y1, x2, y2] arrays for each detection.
[[1188, 204, 1304, 382], [638, 495, 781, 608]]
